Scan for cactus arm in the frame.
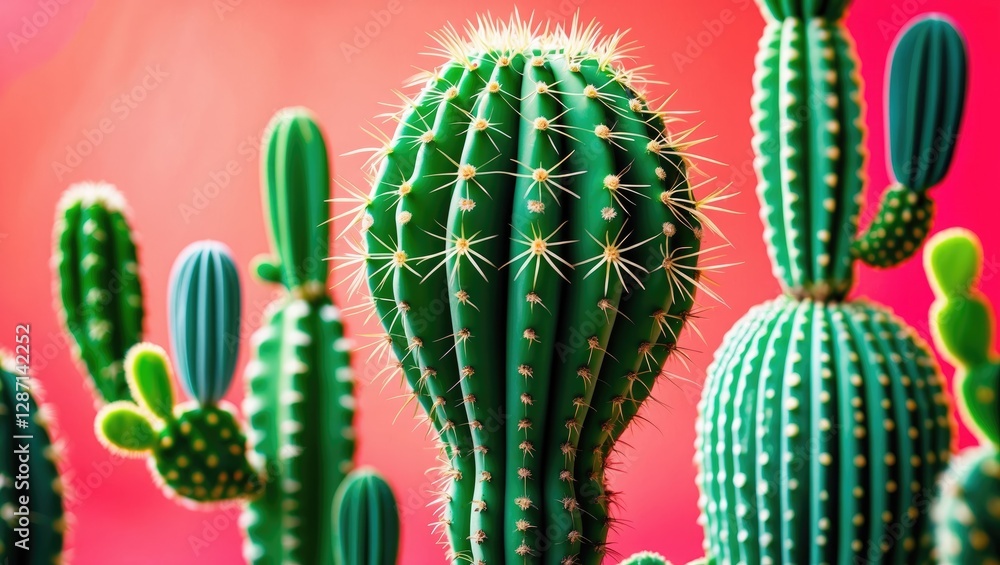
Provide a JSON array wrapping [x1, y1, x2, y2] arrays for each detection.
[[854, 16, 967, 268], [168, 241, 241, 406], [537, 57, 627, 563], [334, 468, 401, 565], [261, 108, 332, 288], [53, 183, 144, 403], [125, 343, 175, 420], [927, 229, 1000, 448], [95, 402, 158, 453]]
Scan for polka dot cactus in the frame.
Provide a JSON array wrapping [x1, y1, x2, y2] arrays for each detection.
[[96, 242, 260, 504], [241, 109, 357, 565], [96, 344, 258, 503], [927, 229, 1000, 564], [338, 14, 724, 565], [697, 4, 966, 564]]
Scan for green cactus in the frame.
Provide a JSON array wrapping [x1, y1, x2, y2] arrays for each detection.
[[53, 182, 144, 403], [0, 351, 65, 564], [926, 229, 1000, 564], [95, 242, 258, 503], [242, 108, 356, 565], [333, 468, 401, 565], [696, 8, 966, 564], [619, 551, 670, 565], [341, 16, 720, 565]]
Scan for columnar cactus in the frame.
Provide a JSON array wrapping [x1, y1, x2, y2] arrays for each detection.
[[53, 182, 144, 403], [341, 15, 720, 565], [926, 229, 1000, 564], [696, 9, 966, 564], [0, 351, 65, 564], [242, 108, 357, 565], [95, 242, 258, 503], [334, 468, 401, 565]]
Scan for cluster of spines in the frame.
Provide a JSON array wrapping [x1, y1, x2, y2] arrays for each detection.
[[95, 242, 258, 504], [0, 352, 65, 565], [926, 229, 1000, 564], [337, 13, 726, 565], [242, 108, 357, 565], [697, 298, 952, 564], [53, 181, 144, 404], [333, 468, 401, 565]]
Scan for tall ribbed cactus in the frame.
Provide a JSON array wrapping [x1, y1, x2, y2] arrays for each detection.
[[334, 468, 401, 565], [0, 351, 65, 564], [242, 108, 357, 565], [696, 9, 966, 564], [95, 242, 258, 503], [340, 15, 721, 565], [53, 182, 144, 403], [926, 229, 1000, 564]]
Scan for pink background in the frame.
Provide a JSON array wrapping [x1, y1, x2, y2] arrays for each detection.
[[1, 0, 998, 563]]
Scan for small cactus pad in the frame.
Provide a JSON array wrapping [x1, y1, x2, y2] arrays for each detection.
[[168, 241, 241, 406], [242, 108, 356, 565], [697, 297, 952, 564], [334, 468, 400, 565], [96, 343, 258, 503], [934, 447, 1000, 564], [888, 15, 967, 192], [53, 182, 144, 403], [0, 352, 65, 564], [344, 14, 718, 564], [256, 107, 331, 290], [853, 184, 934, 268]]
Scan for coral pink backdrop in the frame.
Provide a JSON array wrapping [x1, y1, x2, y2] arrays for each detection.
[[1, 0, 997, 563]]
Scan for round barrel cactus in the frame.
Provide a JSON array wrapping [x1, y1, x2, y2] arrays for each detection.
[[339, 14, 723, 565], [696, 6, 966, 565], [926, 229, 1000, 564]]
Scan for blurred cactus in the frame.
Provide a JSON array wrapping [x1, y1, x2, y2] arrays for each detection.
[[53, 182, 144, 403], [0, 351, 65, 564], [334, 468, 400, 565], [339, 14, 723, 565], [696, 8, 965, 564], [95, 242, 258, 503], [241, 108, 357, 565], [927, 229, 1000, 564]]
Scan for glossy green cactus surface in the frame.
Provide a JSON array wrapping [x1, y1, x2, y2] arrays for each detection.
[[53, 182, 144, 403], [345, 16, 716, 565], [927, 229, 1000, 565], [334, 468, 400, 565], [242, 108, 357, 565]]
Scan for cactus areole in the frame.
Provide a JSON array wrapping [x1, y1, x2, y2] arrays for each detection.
[[341, 14, 723, 565]]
